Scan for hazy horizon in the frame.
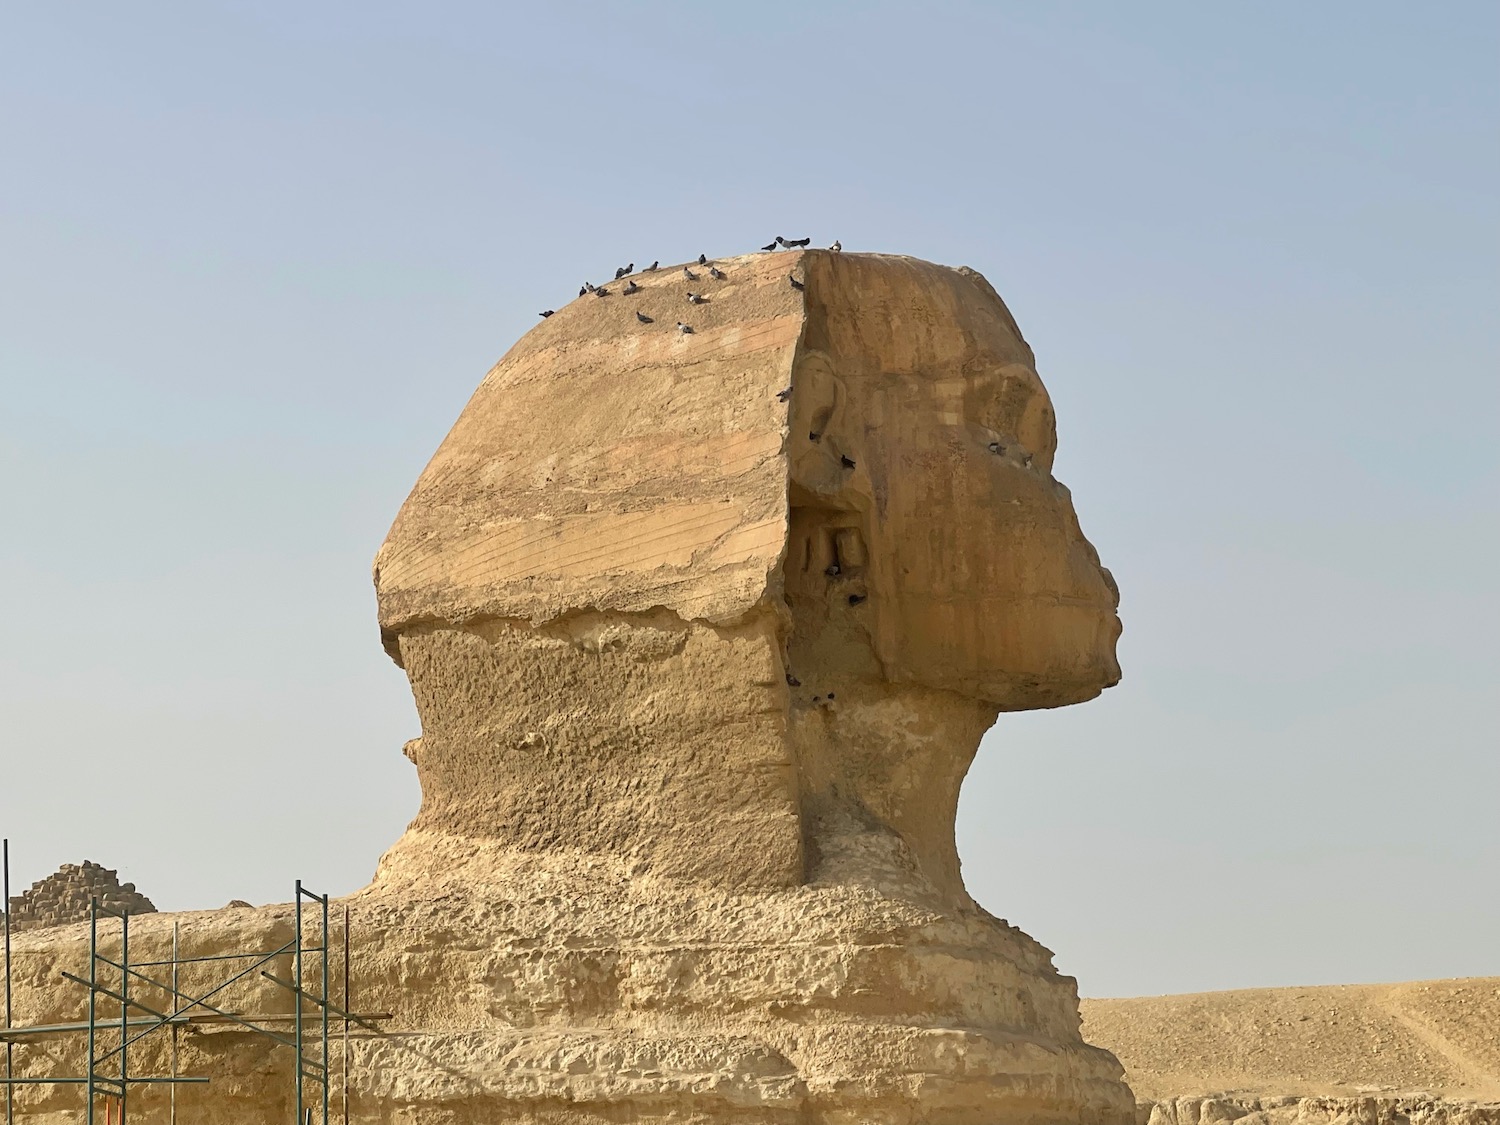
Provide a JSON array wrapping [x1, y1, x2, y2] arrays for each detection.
[[2, 2, 1496, 999]]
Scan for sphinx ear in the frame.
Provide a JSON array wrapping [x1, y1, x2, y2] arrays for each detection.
[[788, 351, 857, 501], [791, 351, 844, 445], [783, 350, 877, 643]]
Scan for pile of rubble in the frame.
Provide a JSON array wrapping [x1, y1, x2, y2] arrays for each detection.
[[4, 861, 157, 932]]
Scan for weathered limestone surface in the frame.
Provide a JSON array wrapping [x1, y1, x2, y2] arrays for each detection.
[[365, 248, 1130, 1121], [4, 250, 1131, 1123]]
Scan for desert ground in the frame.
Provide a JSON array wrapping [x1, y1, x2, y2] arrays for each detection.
[[1084, 977, 1500, 1121]]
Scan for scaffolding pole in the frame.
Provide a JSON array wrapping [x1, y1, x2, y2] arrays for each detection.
[[0, 866, 387, 1124], [3, 839, 12, 1125]]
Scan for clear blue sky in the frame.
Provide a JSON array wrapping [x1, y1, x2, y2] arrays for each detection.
[[2, 3, 1496, 998]]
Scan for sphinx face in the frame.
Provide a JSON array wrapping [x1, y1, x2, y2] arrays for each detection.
[[789, 256, 1121, 710]]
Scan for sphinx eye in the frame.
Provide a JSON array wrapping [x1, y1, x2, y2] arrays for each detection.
[[969, 364, 1056, 465]]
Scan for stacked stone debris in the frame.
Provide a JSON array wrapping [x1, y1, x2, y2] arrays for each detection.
[[3, 861, 157, 932]]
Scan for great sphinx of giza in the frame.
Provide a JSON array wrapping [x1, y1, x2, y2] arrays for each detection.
[[3, 249, 1132, 1124], [363, 248, 1131, 1122]]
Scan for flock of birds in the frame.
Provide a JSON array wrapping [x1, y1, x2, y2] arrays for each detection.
[[535, 235, 840, 328]]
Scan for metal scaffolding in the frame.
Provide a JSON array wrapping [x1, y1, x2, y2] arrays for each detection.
[[1, 841, 387, 1124]]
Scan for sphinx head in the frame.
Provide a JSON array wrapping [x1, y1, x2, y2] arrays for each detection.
[[784, 254, 1120, 710], [373, 250, 1119, 896]]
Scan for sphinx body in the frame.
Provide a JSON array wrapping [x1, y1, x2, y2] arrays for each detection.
[[2, 251, 1131, 1124]]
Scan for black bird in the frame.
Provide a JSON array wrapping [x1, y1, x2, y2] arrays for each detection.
[[709, 266, 725, 280], [578, 286, 587, 297], [785, 673, 801, 687], [789, 275, 805, 290], [782, 236, 811, 248], [687, 292, 706, 304], [761, 240, 779, 251], [840, 454, 856, 469], [825, 563, 840, 577], [539, 310, 555, 318], [614, 266, 627, 280], [829, 240, 842, 252], [645, 261, 659, 271], [636, 311, 654, 324], [624, 280, 640, 294], [987, 441, 1005, 455], [697, 253, 707, 265], [594, 287, 611, 297], [625, 262, 634, 274], [775, 386, 793, 402], [683, 266, 698, 281], [848, 594, 866, 606], [677, 322, 694, 334]]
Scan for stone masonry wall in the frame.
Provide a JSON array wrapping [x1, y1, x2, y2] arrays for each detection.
[[3, 860, 156, 932]]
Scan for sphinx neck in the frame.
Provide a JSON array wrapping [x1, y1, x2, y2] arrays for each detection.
[[788, 679, 999, 907]]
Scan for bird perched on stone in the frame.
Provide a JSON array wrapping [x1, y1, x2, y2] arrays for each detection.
[[686, 292, 706, 304], [761, 240, 779, 251], [645, 261, 659, 272], [825, 563, 840, 577], [697, 253, 707, 265], [676, 322, 694, 334], [781, 236, 811, 248], [829, 240, 841, 252], [623, 280, 640, 294], [840, 454, 856, 469], [614, 266, 627, 280], [709, 266, 725, 280], [636, 311, 654, 324], [775, 386, 793, 402], [683, 266, 698, 281], [988, 441, 1005, 455], [789, 275, 805, 291], [585, 282, 596, 292], [594, 287, 611, 297], [578, 286, 587, 297], [1022, 453, 1034, 467], [538, 310, 555, 318]]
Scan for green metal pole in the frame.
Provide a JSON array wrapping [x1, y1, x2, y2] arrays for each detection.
[[87, 899, 97, 1125], [170, 921, 178, 1125], [119, 910, 128, 1124], [294, 881, 303, 1125], [342, 905, 349, 1125], [3, 839, 12, 1125], [320, 892, 329, 1125]]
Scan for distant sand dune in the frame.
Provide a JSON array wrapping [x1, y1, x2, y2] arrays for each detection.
[[1082, 976, 1500, 1105]]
